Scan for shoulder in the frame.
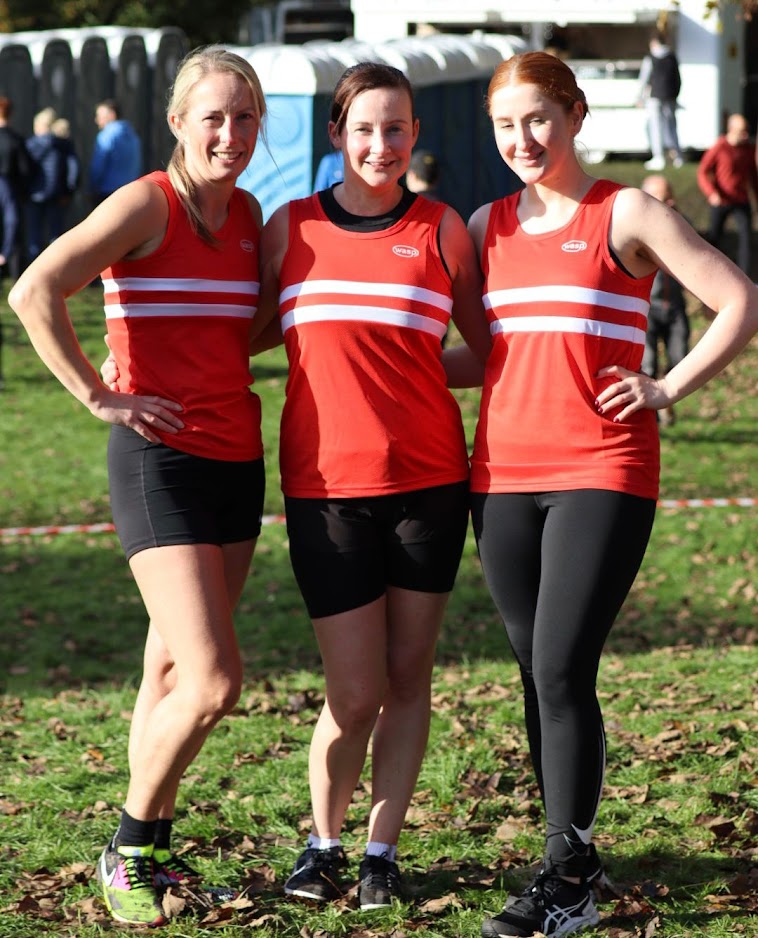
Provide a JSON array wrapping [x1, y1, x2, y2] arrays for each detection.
[[261, 202, 291, 268], [238, 188, 263, 230]]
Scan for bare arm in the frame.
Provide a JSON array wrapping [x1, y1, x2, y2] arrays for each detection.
[[250, 204, 289, 354], [441, 203, 494, 388], [9, 182, 184, 442], [596, 187, 758, 421]]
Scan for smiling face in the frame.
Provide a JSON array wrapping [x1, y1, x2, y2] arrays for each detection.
[[170, 71, 260, 186], [489, 81, 584, 187], [330, 85, 419, 193]]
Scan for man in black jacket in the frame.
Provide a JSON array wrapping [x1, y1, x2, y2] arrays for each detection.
[[638, 32, 683, 171]]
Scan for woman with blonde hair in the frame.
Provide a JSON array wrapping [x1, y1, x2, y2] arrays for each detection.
[[10, 46, 269, 927]]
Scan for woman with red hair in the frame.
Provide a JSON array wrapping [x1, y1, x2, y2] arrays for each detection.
[[462, 51, 757, 938]]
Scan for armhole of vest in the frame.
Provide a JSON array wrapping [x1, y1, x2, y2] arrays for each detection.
[[145, 173, 175, 258], [429, 202, 452, 283], [602, 183, 654, 286], [481, 199, 503, 279]]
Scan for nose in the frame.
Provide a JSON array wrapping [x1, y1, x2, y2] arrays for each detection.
[[218, 117, 235, 143], [514, 121, 532, 151], [370, 129, 387, 152]]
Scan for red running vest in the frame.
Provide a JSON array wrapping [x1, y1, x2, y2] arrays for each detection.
[[471, 179, 660, 499], [103, 171, 263, 462], [278, 193, 469, 498]]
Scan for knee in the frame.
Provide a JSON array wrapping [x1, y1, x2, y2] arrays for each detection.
[[386, 662, 431, 706], [327, 686, 382, 738], [184, 669, 242, 726]]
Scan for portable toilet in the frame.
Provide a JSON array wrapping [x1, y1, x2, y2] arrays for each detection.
[[0, 42, 36, 137], [143, 27, 189, 170], [236, 43, 346, 220], [105, 30, 150, 171], [38, 37, 76, 125], [76, 35, 115, 183], [396, 35, 482, 218]]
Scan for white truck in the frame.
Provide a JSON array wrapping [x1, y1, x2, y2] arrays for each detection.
[[349, 0, 748, 160]]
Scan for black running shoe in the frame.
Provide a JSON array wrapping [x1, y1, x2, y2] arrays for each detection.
[[284, 846, 347, 902], [481, 866, 600, 937], [358, 854, 402, 909], [584, 843, 616, 897]]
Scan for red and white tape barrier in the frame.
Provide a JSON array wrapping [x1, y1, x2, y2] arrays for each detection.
[[0, 503, 753, 540]]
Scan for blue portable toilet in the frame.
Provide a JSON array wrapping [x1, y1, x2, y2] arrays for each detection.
[[237, 43, 346, 220]]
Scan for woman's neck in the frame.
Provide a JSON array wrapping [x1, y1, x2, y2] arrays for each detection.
[[517, 171, 596, 234], [332, 180, 404, 218]]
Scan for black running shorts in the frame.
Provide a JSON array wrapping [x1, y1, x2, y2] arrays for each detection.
[[108, 425, 265, 560], [285, 481, 470, 619]]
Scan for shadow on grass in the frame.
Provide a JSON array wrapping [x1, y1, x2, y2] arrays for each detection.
[[1, 518, 755, 698]]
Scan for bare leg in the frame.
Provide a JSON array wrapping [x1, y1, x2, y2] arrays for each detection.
[[123, 540, 255, 821], [367, 587, 449, 845], [308, 596, 388, 838]]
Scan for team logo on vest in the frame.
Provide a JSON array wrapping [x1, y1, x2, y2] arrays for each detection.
[[392, 245, 420, 258], [240, 239, 256, 253], [561, 240, 587, 253]]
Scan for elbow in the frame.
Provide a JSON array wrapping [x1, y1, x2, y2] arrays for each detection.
[[7, 277, 29, 317]]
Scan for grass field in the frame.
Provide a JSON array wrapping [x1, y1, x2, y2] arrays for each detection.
[[0, 160, 756, 937]]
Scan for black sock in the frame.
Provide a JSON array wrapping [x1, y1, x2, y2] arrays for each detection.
[[112, 809, 158, 849], [154, 818, 174, 852]]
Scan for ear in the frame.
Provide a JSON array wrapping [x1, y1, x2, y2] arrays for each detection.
[[169, 113, 184, 141], [327, 121, 341, 150], [569, 99, 585, 137], [411, 117, 420, 148]]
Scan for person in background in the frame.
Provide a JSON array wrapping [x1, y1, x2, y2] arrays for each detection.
[[10, 47, 269, 927], [697, 113, 758, 276], [51, 117, 81, 233], [255, 61, 491, 911], [88, 98, 142, 205], [405, 149, 442, 201], [312, 147, 344, 192], [638, 31, 683, 171], [0, 95, 33, 278], [0, 173, 19, 390], [25, 107, 70, 261], [448, 50, 756, 938], [639, 174, 691, 426]]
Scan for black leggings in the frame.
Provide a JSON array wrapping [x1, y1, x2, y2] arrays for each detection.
[[471, 489, 656, 873]]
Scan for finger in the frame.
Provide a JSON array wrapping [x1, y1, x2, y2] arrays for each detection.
[[144, 395, 184, 413]]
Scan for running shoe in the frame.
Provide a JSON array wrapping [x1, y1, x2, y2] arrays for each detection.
[[481, 866, 600, 937], [152, 848, 201, 889], [358, 854, 402, 909], [95, 841, 167, 927], [283, 846, 347, 902], [584, 843, 615, 897]]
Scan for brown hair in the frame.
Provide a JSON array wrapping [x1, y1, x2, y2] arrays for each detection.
[[487, 51, 588, 119], [167, 46, 266, 245], [330, 62, 414, 137]]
